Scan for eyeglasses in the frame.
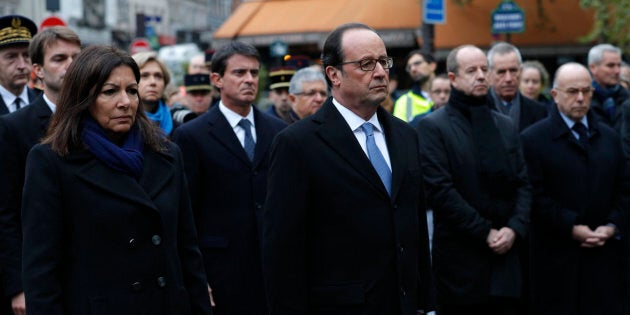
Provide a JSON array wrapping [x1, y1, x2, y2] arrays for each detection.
[[556, 87, 594, 98], [294, 90, 328, 98], [340, 57, 393, 71]]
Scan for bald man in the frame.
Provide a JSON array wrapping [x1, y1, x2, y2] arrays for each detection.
[[521, 62, 627, 315]]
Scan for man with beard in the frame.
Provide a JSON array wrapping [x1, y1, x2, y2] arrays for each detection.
[[487, 42, 547, 132], [0, 15, 40, 115], [417, 45, 530, 314], [0, 26, 81, 315], [393, 50, 436, 122]]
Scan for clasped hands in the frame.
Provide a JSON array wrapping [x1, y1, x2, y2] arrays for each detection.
[[572, 224, 616, 248], [486, 227, 516, 255]]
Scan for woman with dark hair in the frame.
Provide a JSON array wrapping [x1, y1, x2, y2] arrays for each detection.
[[21, 45, 212, 315]]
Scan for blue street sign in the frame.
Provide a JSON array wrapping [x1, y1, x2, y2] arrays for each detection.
[[423, 0, 446, 24], [491, 0, 525, 34], [270, 40, 288, 58]]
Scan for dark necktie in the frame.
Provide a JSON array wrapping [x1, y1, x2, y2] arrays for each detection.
[[14, 98, 22, 111], [361, 122, 392, 195], [238, 119, 255, 161], [572, 122, 589, 148], [504, 101, 512, 113]]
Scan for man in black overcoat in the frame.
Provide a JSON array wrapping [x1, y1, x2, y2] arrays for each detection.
[[172, 41, 286, 315], [0, 26, 81, 315], [521, 62, 628, 315], [417, 45, 530, 314], [263, 23, 433, 315]]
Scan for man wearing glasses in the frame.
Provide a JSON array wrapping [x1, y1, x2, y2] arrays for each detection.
[[286, 67, 327, 122], [393, 50, 436, 122], [521, 62, 627, 315], [263, 22, 433, 315], [417, 45, 530, 314]]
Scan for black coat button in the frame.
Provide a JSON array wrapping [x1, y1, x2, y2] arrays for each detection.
[[128, 238, 136, 249], [157, 277, 166, 288], [131, 281, 142, 291], [152, 235, 162, 245]]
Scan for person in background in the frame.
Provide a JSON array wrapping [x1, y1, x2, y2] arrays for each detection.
[[0, 15, 40, 115], [409, 74, 451, 126], [520, 60, 553, 109], [0, 25, 81, 315], [587, 43, 629, 132], [487, 42, 547, 132], [171, 74, 213, 125], [287, 67, 327, 122], [132, 51, 174, 136], [172, 41, 286, 315], [417, 45, 530, 314], [393, 50, 436, 122], [189, 53, 209, 75], [21, 45, 212, 315], [264, 67, 296, 124]]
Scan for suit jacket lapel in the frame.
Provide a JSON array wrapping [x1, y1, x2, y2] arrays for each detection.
[[315, 100, 390, 198], [33, 98, 52, 135], [252, 107, 273, 168], [0, 96, 8, 115], [205, 105, 252, 166]]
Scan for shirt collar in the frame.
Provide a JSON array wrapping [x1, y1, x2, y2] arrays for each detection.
[[559, 110, 588, 130], [219, 101, 255, 128], [331, 98, 383, 133], [0, 84, 28, 106], [43, 94, 56, 113]]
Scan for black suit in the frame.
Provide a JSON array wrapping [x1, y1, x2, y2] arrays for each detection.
[[21, 142, 212, 315], [0, 87, 41, 115], [417, 103, 530, 308], [0, 95, 48, 312], [172, 105, 286, 315], [263, 99, 433, 315], [521, 108, 628, 315]]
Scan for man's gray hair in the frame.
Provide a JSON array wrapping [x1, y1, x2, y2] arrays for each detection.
[[487, 42, 522, 69], [289, 67, 327, 94], [587, 43, 622, 66]]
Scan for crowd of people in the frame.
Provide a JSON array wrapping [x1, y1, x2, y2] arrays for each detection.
[[0, 13, 629, 315]]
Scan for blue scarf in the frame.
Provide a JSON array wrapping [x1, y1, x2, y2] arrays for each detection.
[[593, 81, 620, 121], [145, 100, 173, 135], [82, 116, 144, 179]]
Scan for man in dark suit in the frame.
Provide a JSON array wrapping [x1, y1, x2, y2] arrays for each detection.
[[588, 44, 630, 133], [487, 42, 547, 132], [172, 41, 286, 315], [521, 62, 627, 315], [263, 23, 433, 315], [0, 26, 81, 315], [0, 15, 40, 116], [417, 45, 530, 314]]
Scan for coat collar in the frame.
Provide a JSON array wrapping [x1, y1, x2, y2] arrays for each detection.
[[549, 106, 599, 151], [312, 99, 407, 200], [70, 146, 175, 211]]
